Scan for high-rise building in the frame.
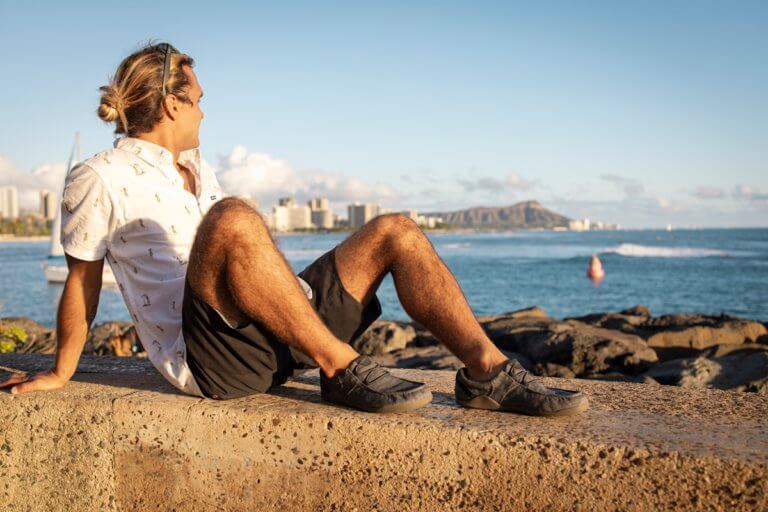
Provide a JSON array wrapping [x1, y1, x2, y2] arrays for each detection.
[[39, 190, 58, 220], [288, 205, 312, 230], [307, 197, 333, 229], [347, 203, 379, 229], [311, 210, 334, 229], [278, 197, 296, 207], [569, 218, 590, 231], [272, 202, 312, 231], [417, 215, 443, 229], [0, 186, 19, 219], [307, 198, 329, 211]]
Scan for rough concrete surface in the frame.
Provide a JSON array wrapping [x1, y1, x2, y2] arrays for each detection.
[[1, 354, 766, 512]]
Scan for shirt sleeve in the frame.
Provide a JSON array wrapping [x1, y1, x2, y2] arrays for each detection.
[[60, 163, 113, 261]]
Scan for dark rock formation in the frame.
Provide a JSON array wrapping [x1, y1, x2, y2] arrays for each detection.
[[351, 321, 416, 355], [3, 305, 766, 394], [644, 349, 768, 393], [0, 318, 142, 357], [569, 307, 768, 361], [359, 306, 766, 393], [428, 201, 570, 229]]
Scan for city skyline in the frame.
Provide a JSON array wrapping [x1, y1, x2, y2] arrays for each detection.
[[0, 2, 766, 228], [0, 182, 627, 234]]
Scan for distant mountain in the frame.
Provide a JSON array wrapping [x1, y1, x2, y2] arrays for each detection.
[[427, 200, 570, 229]]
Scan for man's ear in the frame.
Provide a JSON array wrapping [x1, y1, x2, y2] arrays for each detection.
[[161, 94, 179, 121]]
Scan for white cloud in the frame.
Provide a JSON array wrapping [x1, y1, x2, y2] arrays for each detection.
[[457, 176, 504, 193], [505, 172, 534, 190], [214, 146, 400, 213], [458, 172, 536, 194], [694, 186, 725, 200], [0, 156, 68, 209], [601, 174, 645, 199], [216, 146, 304, 200], [733, 184, 768, 202]]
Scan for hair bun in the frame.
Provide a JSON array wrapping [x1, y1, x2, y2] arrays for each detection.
[[97, 84, 127, 131], [97, 101, 119, 122]]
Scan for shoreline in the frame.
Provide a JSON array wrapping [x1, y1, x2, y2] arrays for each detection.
[[2, 227, 766, 243], [0, 235, 49, 243]]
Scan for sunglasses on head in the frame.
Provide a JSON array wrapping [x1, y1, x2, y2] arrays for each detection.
[[155, 43, 177, 97]]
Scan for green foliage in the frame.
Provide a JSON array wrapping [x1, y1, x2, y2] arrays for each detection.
[[0, 325, 28, 352], [0, 216, 51, 236]]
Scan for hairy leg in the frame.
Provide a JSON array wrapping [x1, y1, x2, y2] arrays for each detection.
[[186, 198, 358, 377], [334, 214, 508, 379]]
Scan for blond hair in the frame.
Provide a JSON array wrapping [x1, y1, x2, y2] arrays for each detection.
[[97, 42, 195, 136]]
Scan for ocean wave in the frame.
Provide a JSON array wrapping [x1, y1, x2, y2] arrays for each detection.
[[604, 244, 728, 258], [440, 242, 472, 249], [281, 248, 328, 258]]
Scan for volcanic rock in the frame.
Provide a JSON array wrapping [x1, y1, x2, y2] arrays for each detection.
[[644, 349, 768, 393]]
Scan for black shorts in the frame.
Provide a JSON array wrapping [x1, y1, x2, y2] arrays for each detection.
[[182, 247, 382, 399]]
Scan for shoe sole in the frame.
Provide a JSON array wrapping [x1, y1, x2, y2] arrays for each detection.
[[323, 389, 434, 413], [457, 395, 589, 417]]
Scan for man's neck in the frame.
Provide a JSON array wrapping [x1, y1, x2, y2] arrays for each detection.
[[135, 128, 181, 165]]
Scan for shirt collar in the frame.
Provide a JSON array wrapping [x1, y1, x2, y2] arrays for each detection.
[[114, 137, 201, 177]]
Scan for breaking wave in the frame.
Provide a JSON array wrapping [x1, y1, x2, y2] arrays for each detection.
[[605, 244, 728, 258], [440, 243, 472, 249], [281, 248, 327, 258]]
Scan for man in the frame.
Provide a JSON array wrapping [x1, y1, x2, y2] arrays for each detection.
[[0, 43, 587, 416]]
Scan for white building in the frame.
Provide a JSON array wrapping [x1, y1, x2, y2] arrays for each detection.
[[417, 215, 443, 229], [262, 211, 276, 230], [39, 190, 58, 220], [348, 203, 380, 229], [569, 218, 591, 231], [272, 202, 312, 231], [307, 198, 329, 211], [401, 209, 418, 222], [0, 186, 19, 219], [311, 210, 334, 229], [307, 197, 333, 229]]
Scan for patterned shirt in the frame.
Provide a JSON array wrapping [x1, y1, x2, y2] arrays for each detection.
[[60, 137, 312, 397]]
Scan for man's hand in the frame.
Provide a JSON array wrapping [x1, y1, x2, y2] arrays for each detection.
[[0, 369, 68, 394]]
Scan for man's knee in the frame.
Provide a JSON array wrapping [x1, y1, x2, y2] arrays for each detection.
[[199, 197, 270, 242], [368, 212, 420, 235], [367, 213, 423, 248]]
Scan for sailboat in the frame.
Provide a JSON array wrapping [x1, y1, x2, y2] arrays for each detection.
[[43, 133, 116, 284]]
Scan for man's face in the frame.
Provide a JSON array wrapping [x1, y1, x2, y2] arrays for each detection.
[[174, 65, 204, 151]]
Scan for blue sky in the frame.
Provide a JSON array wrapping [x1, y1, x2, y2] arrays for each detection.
[[0, 1, 766, 227]]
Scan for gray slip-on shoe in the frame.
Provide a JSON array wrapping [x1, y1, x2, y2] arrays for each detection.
[[320, 355, 433, 413], [455, 359, 588, 417]]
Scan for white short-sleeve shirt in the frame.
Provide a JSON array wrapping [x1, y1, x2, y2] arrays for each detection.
[[60, 137, 312, 397]]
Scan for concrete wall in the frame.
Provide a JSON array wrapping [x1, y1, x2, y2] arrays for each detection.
[[1, 354, 766, 511]]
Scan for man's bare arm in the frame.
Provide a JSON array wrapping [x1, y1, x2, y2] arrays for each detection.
[[0, 254, 104, 393]]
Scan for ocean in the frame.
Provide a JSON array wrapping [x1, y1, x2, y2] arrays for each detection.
[[1, 228, 766, 327]]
